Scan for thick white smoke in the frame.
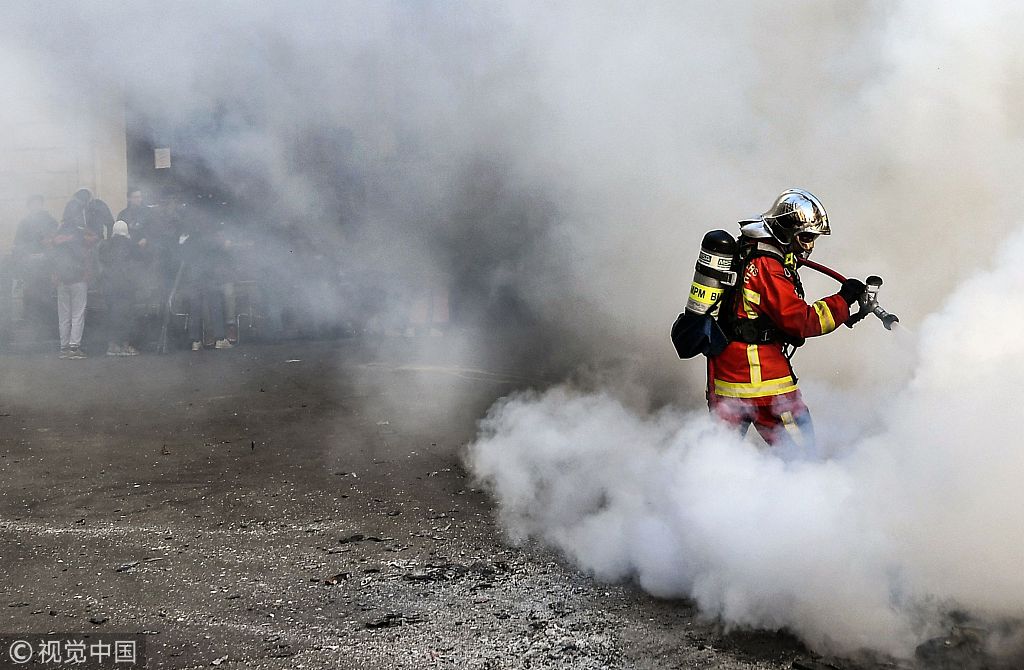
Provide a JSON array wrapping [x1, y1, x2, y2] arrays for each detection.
[[5, 0, 1024, 656], [469, 226, 1024, 658], [3, 1, 1024, 384]]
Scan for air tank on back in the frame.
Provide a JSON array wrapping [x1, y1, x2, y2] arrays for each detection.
[[685, 229, 738, 316]]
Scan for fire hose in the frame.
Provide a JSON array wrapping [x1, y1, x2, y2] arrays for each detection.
[[797, 258, 900, 330]]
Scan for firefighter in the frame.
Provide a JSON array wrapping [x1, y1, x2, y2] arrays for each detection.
[[707, 189, 865, 448]]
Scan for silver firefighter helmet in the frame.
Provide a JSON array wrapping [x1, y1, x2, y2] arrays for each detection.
[[755, 188, 830, 245]]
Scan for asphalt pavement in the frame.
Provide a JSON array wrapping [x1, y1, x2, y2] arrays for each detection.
[[0, 337, 868, 669]]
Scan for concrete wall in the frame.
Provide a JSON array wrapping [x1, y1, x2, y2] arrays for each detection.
[[0, 88, 127, 252]]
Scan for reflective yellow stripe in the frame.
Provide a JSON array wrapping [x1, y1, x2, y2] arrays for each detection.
[[689, 281, 724, 306], [746, 345, 761, 384], [714, 376, 799, 399], [742, 288, 760, 320], [780, 411, 806, 448], [812, 301, 836, 334]]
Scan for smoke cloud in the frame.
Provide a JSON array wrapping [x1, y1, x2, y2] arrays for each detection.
[[3, 0, 1024, 659], [3, 1, 1023, 381], [453, 6, 1024, 658], [469, 224, 1024, 659]]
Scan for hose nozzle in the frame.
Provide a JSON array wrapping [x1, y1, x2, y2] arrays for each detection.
[[862, 276, 899, 330]]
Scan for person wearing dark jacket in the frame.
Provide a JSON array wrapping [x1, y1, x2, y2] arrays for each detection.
[[87, 198, 115, 240], [13, 195, 59, 334], [116, 188, 151, 242], [61, 189, 92, 236], [177, 218, 233, 351], [51, 204, 99, 359], [14, 195, 58, 254], [62, 188, 113, 240], [98, 221, 146, 356]]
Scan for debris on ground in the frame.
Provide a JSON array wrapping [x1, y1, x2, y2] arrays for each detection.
[[915, 624, 993, 670], [792, 659, 843, 670], [338, 533, 386, 544], [364, 612, 424, 629], [0, 340, 919, 670]]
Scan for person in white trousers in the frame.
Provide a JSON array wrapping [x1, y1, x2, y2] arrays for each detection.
[[52, 191, 99, 359], [56, 280, 88, 357]]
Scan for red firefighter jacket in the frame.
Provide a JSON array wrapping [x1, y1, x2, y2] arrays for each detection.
[[708, 250, 850, 405]]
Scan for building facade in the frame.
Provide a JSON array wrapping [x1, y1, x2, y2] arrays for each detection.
[[0, 87, 127, 252]]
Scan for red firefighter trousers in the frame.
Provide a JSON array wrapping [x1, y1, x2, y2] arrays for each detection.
[[709, 390, 815, 449]]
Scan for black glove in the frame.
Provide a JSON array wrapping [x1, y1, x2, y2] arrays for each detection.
[[845, 305, 870, 328], [838, 278, 866, 306], [783, 334, 806, 348]]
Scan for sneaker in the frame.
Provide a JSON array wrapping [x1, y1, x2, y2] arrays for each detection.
[[124, 345, 140, 356], [191, 341, 203, 351], [58, 347, 70, 359], [214, 338, 233, 349], [69, 346, 86, 359], [107, 344, 123, 357]]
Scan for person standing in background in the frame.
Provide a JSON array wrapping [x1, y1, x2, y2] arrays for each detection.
[[60, 188, 92, 232], [178, 216, 233, 351], [117, 188, 150, 243], [87, 197, 115, 240], [98, 221, 146, 356], [51, 195, 99, 358], [12, 195, 59, 336], [14, 194, 58, 253]]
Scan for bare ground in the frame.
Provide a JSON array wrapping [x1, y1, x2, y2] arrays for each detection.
[[0, 337, 913, 669]]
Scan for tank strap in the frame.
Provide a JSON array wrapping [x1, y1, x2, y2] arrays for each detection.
[[715, 242, 794, 347], [696, 262, 737, 285], [728, 316, 780, 345], [749, 241, 785, 261]]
